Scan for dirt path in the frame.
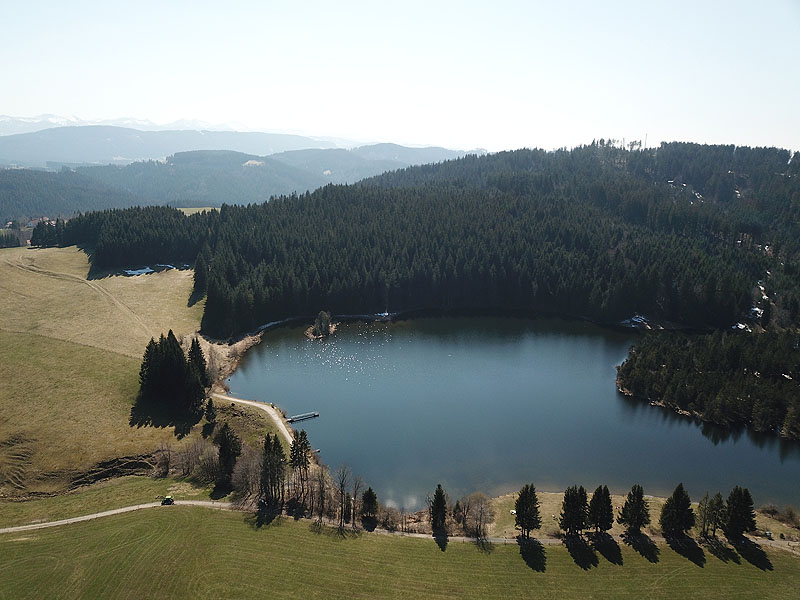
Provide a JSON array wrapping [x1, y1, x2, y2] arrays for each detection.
[[0, 500, 232, 534], [3, 254, 150, 335], [212, 393, 294, 446]]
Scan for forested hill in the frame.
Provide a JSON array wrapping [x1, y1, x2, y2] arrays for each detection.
[[53, 141, 800, 339], [76, 151, 328, 208], [76, 145, 468, 207], [0, 168, 140, 222]]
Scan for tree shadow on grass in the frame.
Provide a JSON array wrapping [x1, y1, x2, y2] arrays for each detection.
[[621, 531, 660, 563], [360, 516, 378, 532], [517, 537, 546, 572], [474, 538, 494, 554], [665, 534, 706, 567], [201, 422, 216, 438], [433, 532, 449, 552], [209, 482, 232, 500], [731, 537, 773, 571], [284, 499, 309, 521], [129, 399, 201, 439], [702, 536, 740, 564], [589, 532, 623, 566], [244, 507, 282, 529], [187, 288, 205, 307], [564, 534, 598, 570]]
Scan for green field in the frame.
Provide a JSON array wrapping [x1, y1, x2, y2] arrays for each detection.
[[0, 476, 212, 528], [2, 506, 796, 599]]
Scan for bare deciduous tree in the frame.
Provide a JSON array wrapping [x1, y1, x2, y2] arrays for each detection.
[[335, 465, 351, 532], [351, 475, 363, 530], [232, 446, 262, 499]]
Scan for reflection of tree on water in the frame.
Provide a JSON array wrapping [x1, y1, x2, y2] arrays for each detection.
[[618, 390, 800, 461]]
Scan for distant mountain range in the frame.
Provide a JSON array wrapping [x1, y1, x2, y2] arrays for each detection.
[[0, 125, 342, 167], [74, 144, 469, 207], [0, 114, 262, 136], [0, 130, 474, 219]]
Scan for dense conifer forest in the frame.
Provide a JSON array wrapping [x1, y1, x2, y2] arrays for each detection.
[[617, 331, 800, 439], [0, 168, 139, 221], [53, 141, 800, 338]]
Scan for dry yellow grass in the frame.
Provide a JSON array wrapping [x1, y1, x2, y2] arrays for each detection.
[[492, 491, 666, 538], [0, 245, 233, 495], [178, 207, 215, 215], [0, 246, 203, 358], [0, 327, 278, 496]]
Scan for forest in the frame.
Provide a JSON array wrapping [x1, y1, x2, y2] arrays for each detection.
[[617, 330, 800, 439], [0, 168, 139, 222], [51, 141, 800, 338]]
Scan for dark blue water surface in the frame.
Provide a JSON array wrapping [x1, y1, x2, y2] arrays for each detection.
[[228, 317, 800, 509]]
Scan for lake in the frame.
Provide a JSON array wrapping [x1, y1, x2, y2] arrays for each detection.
[[228, 317, 800, 510]]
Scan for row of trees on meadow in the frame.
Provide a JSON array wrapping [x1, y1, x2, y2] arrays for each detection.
[[509, 482, 756, 541]]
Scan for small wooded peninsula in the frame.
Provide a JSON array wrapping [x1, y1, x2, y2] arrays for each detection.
[[36, 141, 800, 438]]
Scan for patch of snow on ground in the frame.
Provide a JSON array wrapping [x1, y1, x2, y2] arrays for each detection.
[[123, 267, 154, 276]]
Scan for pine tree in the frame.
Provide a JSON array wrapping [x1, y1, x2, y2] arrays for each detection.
[[559, 485, 589, 536], [194, 250, 209, 296], [724, 486, 756, 539], [138, 338, 157, 401], [588, 484, 614, 534], [205, 399, 216, 422], [618, 484, 650, 534], [260, 433, 286, 506], [659, 483, 695, 536], [213, 422, 241, 488], [188, 337, 210, 388], [514, 483, 542, 539], [430, 484, 448, 533], [361, 487, 378, 519]]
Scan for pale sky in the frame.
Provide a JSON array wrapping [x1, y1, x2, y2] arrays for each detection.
[[2, 0, 799, 152]]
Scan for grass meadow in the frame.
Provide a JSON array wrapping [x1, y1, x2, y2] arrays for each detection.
[[2, 506, 797, 599]]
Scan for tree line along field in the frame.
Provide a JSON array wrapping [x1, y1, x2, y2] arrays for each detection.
[[2, 506, 798, 600]]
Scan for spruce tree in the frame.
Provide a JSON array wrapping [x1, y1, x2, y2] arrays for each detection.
[[361, 487, 378, 519], [188, 337, 210, 388], [724, 486, 756, 539], [659, 483, 695, 536], [559, 485, 589, 536], [213, 422, 241, 488], [430, 484, 448, 533], [205, 398, 216, 422], [588, 484, 614, 534], [617, 484, 650, 534], [514, 483, 542, 539]]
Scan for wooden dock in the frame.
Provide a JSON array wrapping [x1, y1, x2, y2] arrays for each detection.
[[287, 411, 319, 423]]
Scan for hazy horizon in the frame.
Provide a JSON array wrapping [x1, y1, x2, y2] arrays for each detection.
[[3, 1, 799, 153]]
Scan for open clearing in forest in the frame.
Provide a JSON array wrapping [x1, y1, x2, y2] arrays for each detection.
[[2, 506, 797, 599]]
